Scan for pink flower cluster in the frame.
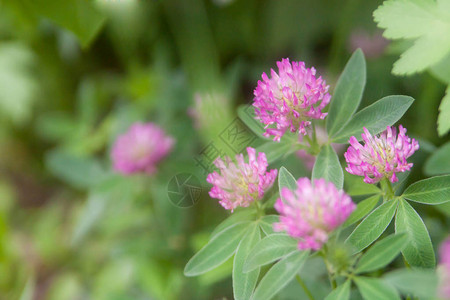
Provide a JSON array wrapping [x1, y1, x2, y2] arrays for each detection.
[[439, 238, 450, 299], [207, 147, 277, 212], [253, 59, 331, 141], [111, 122, 174, 175], [344, 125, 419, 184], [274, 178, 355, 250]]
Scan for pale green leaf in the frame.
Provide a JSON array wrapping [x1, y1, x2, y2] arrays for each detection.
[[32, 0, 106, 48], [259, 215, 279, 236], [384, 269, 438, 299], [327, 49, 366, 136], [255, 140, 297, 164], [402, 175, 450, 205], [46, 149, 107, 189], [312, 145, 344, 189], [345, 199, 398, 253], [395, 199, 435, 268], [184, 222, 251, 276], [345, 174, 381, 196], [262, 192, 279, 210], [278, 167, 297, 192], [211, 209, 257, 237], [71, 193, 107, 246], [233, 223, 261, 300], [430, 52, 450, 84], [324, 280, 351, 300], [373, 0, 437, 39], [251, 250, 309, 300], [0, 42, 37, 124], [332, 96, 414, 144], [424, 141, 450, 175], [438, 0, 450, 13], [355, 233, 407, 274], [19, 278, 35, 300], [243, 234, 298, 273], [237, 105, 266, 139], [392, 30, 450, 75], [343, 195, 380, 228], [374, 0, 450, 75], [354, 277, 401, 300]]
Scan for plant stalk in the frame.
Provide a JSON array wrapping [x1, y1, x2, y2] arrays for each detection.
[[380, 178, 395, 201], [255, 201, 265, 218], [296, 275, 315, 300], [328, 273, 337, 290]]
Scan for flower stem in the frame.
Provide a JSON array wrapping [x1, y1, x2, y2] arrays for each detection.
[[380, 178, 395, 201], [318, 247, 337, 290], [296, 275, 315, 300], [403, 256, 411, 269], [303, 133, 320, 155], [303, 134, 313, 147], [329, 274, 337, 290], [312, 123, 317, 144], [255, 201, 265, 218]]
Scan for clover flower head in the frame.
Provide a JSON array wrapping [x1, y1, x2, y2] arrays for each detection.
[[274, 178, 355, 250], [439, 238, 450, 299], [253, 58, 331, 141], [206, 147, 277, 212], [344, 125, 419, 184], [111, 122, 174, 175]]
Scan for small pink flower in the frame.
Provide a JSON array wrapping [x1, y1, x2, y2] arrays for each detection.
[[344, 125, 419, 184], [274, 178, 355, 251], [439, 238, 450, 299], [206, 147, 277, 212], [111, 122, 174, 175], [253, 59, 331, 141]]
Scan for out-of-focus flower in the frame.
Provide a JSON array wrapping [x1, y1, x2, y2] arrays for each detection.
[[206, 147, 277, 212], [296, 127, 344, 170], [253, 59, 331, 142], [344, 125, 419, 184], [348, 29, 389, 59], [439, 238, 450, 299], [111, 122, 174, 175], [274, 178, 355, 250]]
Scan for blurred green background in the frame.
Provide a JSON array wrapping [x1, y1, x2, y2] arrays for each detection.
[[0, 0, 447, 299]]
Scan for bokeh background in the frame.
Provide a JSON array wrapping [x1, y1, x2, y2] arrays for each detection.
[[0, 0, 448, 299]]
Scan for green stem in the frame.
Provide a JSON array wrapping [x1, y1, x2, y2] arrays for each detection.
[[296, 275, 315, 300], [319, 247, 337, 290], [255, 201, 265, 218], [303, 134, 313, 147], [403, 256, 411, 269], [380, 178, 395, 201], [328, 273, 337, 290], [312, 123, 317, 145], [303, 133, 320, 155]]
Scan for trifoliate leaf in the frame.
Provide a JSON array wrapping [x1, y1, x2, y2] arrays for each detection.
[[374, 0, 436, 40], [374, 0, 450, 75]]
